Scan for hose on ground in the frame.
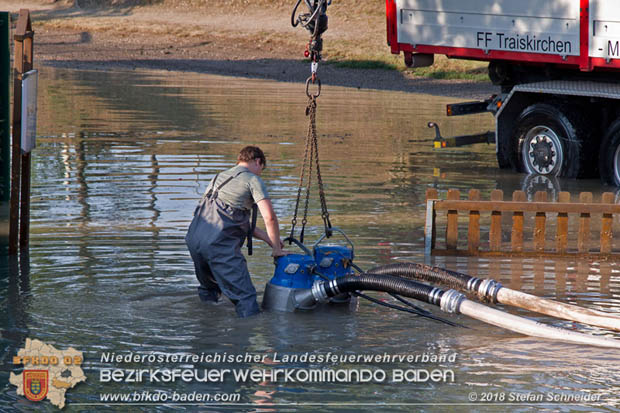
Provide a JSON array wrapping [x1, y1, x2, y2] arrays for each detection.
[[369, 263, 472, 291], [353, 291, 461, 327], [306, 273, 443, 306], [368, 262, 620, 332], [300, 273, 620, 349], [350, 262, 433, 316], [313, 268, 457, 326]]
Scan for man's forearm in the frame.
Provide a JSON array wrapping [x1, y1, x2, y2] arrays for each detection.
[[253, 227, 272, 247], [264, 218, 282, 252], [256, 199, 284, 255]]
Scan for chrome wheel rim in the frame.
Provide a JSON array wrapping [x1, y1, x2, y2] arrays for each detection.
[[614, 143, 620, 185], [522, 126, 563, 175]]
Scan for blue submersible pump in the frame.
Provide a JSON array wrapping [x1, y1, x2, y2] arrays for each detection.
[[312, 228, 355, 303], [262, 229, 354, 312], [259, 227, 620, 349]]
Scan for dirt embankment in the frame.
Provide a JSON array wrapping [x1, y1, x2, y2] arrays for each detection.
[[2, 0, 497, 98]]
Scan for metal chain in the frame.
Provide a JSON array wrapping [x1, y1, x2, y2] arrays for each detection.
[[300, 105, 316, 243], [310, 98, 332, 236], [290, 92, 332, 243], [289, 0, 331, 242], [289, 107, 313, 242]]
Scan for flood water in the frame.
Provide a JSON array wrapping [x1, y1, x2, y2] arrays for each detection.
[[1, 68, 619, 412]]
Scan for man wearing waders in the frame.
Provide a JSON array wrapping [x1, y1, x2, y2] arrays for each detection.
[[186, 146, 286, 317]]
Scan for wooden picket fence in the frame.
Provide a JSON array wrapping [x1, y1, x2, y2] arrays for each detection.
[[425, 188, 620, 257]]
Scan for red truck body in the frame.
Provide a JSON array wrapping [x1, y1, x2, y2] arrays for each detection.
[[386, 0, 620, 73]]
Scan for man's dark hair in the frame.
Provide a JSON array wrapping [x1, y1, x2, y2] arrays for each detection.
[[238, 146, 266, 168]]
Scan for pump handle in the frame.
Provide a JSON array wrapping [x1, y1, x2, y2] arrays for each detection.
[[312, 227, 355, 257], [283, 237, 313, 255]]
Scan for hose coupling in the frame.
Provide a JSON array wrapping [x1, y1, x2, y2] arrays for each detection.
[[466, 276, 482, 292], [311, 280, 330, 303], [477, 279, 503, 304], [440, 289, 465, 314], [428, 287, 443, 306], [328, 279, 341, 296]]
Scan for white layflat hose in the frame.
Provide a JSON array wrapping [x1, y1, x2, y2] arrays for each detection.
[[440, 290, 620, 349], [496, 288, 620, 332], [370, 264, 620, 332]]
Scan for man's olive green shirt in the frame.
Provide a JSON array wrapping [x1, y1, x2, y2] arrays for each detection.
[[206, 165, 268, 211]]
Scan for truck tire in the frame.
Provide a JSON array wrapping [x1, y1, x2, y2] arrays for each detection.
[[511, 103, 591, 178], [599, 119, 620, 186]]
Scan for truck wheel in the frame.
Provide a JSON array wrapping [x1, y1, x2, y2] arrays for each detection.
[[599, 119, 620, 186], [512, 103, 589, 178]]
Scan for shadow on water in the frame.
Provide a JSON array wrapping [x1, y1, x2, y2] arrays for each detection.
[[0, 253, 32, 404], [1, 253, 31, 334], [42, 58, 498, 98]]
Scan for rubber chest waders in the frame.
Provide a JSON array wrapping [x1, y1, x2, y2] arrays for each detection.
[[185, 171, 259, 318]]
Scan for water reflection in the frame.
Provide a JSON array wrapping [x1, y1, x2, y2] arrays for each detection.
[[0, 68, 618, 410]]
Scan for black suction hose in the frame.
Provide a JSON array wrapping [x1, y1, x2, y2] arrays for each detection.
[[350, 262, 433, 316], [368, 263, 478, 292], [326, 274, 441, 304], [294, 273, 445, 310], [311, 268, 460, 326]]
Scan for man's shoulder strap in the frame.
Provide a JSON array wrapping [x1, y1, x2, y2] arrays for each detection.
[[206, 168, 252, 199]]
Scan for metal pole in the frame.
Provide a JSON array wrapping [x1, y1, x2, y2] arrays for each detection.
[[9, 9, 33, 254], [9, 19, 24, 255], [0, 12, 9, 204], [19, 19, 33, 251]]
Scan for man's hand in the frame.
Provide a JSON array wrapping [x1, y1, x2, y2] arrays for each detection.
[[253, 229, 286, 250], [271, 248, 289, 258]]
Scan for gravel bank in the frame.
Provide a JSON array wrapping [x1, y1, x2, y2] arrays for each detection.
[[8, 1, 499, 99]]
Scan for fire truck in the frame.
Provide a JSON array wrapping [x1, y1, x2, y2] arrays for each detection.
[[386, 0, 620, 186]]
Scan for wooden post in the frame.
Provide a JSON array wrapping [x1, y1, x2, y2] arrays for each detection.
[[467, 189, 480, 253], [533, 191, 547, 252], [0, 12, 9, 204], [489, 189, 503, 251], [600, 192, 614, 254], [9, 14, 25, 255], [556, 191, 570, 253], [577, 192, 592, 253], [19, 11, 33, 251], [446, 189, 460, 250], [511, 190, 526, 252], [425, 188, 438, 256], [9, 9, 33, 254]]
